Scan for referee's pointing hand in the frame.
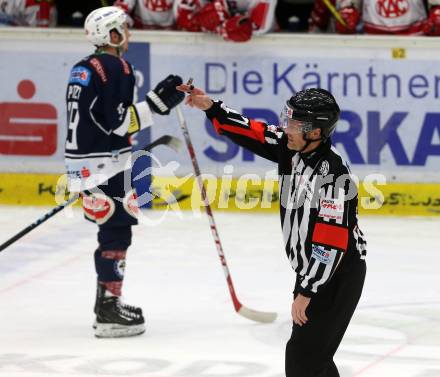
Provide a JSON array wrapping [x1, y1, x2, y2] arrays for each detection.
[[177, 84, 214, 111]]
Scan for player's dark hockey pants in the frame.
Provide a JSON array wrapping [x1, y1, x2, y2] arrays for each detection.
[[81, 172, 138, 290], [285, 258, 366, 377]]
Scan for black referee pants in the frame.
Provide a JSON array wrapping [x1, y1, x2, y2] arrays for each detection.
[[285, 258, 366, 377]]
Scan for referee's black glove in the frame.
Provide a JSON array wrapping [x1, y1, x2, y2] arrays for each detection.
[[146, 74, 185, 115]]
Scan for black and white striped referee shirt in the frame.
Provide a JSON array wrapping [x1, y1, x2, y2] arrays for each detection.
[[206, 101, 367, 297]]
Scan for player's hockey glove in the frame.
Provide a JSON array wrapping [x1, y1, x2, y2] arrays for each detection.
[[176, 9, 201, 31], [192, 0, 229, 32], [176, 0, 202, 31], [423, 6, 440, 35], [335, 7, 360, 34], [146, 75, 185, 115], [221, 15, 253, 42], [249, 2, 268, 30]]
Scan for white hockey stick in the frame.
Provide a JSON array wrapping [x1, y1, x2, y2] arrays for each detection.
[[176, 105, 277, 324]]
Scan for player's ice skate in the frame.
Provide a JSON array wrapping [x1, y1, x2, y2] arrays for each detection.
[[94, 295, 145, 338]]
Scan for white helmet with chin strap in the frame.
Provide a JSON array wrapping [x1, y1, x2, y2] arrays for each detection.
[[84, 6, 127, 48]]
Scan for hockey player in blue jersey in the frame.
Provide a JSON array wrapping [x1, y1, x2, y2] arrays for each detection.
[[65, 6, 184, 338]]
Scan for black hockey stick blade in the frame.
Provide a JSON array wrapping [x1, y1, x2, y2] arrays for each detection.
[[0, 134, 182, 253], [147, 134, 183, 153]]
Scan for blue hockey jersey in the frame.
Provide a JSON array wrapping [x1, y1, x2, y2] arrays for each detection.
[[65, 53, 153, 191]]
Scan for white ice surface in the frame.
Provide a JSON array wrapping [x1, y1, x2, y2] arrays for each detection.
[[0, 207, 439, 377]]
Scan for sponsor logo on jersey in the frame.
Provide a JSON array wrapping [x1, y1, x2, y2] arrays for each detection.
[[66, 162, 92, 180], [311, 245, 334, 265], [80, 166, 91, 178], [144, 0, 173, 12], [89, 58, 107, 83], [376, 0, 409, 18], [319, 197, 344, 221], [321, 198, 343, 211], [69, 67, 91, 86], [119, 58, 131, 75], [319, 160, 329, 176]]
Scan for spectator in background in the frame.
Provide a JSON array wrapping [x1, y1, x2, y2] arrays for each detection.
[[0, 0, 56, 27], [424, 1, 440, 35], [114, 0, 175, 29], [308, 0, 349, 33], [276, 0, 314, 32], [175, 0, 277, 42], [309, 0, 440, 35], [57, 0, 116, 27]]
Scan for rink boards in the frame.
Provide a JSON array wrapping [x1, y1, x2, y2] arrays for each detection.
[[1, 30, 440, 216], [1, 172, 439, 216]]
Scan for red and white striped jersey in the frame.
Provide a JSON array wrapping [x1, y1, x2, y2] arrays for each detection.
[[174, 0, 276, 33], [0, 0, 56, 27], [225, 0, 276, 33], [338, 0, 428, 34], [115, 0, 175, 29]]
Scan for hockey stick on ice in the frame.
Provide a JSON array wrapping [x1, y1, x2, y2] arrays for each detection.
[[176, 105, 277, 324], [0, 134, 183, 253]]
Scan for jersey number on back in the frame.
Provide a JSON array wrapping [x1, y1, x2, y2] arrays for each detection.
[[66, 101, 79, 150]]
